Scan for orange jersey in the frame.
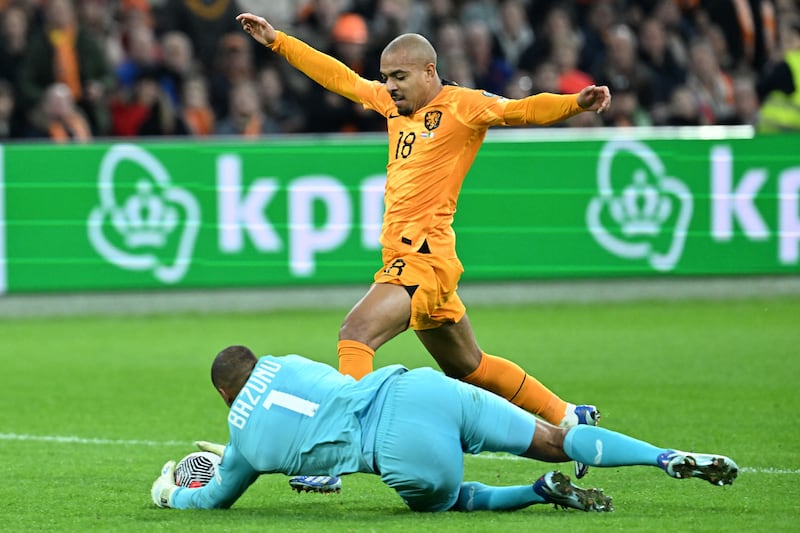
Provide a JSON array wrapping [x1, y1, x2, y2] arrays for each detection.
[[269, 32, 585, 257]]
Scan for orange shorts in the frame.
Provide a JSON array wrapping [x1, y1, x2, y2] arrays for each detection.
[[373, 248, 466, 331]]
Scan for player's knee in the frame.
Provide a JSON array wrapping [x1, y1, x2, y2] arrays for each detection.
[[530, 423, 569, 461], [338, 313, 372, 343], [399, 481, 459, 512]]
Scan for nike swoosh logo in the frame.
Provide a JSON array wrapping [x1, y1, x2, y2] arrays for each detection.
[[388, 114, 400, 119], [594, 439, 603, 465]]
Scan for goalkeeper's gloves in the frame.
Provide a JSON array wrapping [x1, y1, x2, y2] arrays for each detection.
[[195, 440, 225, 457], [151, 460, 178, 508]]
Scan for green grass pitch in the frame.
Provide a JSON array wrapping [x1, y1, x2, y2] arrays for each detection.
[[1, 295, 798, 531]]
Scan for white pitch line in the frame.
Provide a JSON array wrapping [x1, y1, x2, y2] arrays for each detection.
[[0, 432, 189, 447], [2, 433, 797, 475]]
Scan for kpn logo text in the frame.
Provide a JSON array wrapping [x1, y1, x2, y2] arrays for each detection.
[[588, 140, 800, 270], [88, 144, 385, 284]]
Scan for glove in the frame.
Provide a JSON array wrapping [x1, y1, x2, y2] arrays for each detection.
[[151, 460, 178, 508], [194, 440, 225, 457]]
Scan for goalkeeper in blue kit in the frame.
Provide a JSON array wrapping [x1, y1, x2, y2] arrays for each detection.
[[151, 346, 738, 513]]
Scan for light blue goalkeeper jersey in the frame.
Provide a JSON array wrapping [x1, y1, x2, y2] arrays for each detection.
[[171, 355, 407, 509]]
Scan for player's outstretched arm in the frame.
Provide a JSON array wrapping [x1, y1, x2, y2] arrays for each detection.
[[234, 12, 377, 106], [577, 85, 612, 114], [236, 12, 277, 46]]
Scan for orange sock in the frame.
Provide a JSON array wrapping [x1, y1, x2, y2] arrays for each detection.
[[461, 352, 568, 425], [337, 339, 375, 380]]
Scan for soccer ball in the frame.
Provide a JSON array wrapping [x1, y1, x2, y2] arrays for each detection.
[[174, 451, 221, 488]]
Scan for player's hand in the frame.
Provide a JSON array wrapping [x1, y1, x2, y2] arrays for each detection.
[[577, 85, 611, 114], [236, 13, 277, 46], [194, 440, 225, 457], [151, 460, 178, 508]]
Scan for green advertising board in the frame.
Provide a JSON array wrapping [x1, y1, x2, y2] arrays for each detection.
[[0, 128, 798, 294]]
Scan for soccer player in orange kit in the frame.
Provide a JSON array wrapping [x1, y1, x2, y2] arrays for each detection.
[[236, 12, 612, 485]]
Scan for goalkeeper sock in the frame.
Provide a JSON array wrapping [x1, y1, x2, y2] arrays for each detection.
[[563, 425, 665, 467], [337, 339, 374, 380], [456, 482, 543, 511], [461, 352, 568, 425]]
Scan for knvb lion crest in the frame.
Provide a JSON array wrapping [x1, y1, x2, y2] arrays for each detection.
[[424, 110, 442, 131]]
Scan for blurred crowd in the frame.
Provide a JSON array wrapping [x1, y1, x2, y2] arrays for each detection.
[[1, 0, 799, 142]]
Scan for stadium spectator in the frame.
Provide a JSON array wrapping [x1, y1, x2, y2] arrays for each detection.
[[552, 35, 595, 96], [463, 18, 513, 94], [603, 86, 652, 127], [0, 4, 30, 138], [685, 37, 736, 125], [150, 345, 738, 512], [702, 0, 777, 73], [518, 5, 582, 76], [0, 78, 24, 138], [110, 66, 186, 137], [237, 0, 296, 31], [459, 0, 500, 30], [179, 75, 215, 136], [2, 0, 799, 135], [495, 0, 534, 68], [502, 70, 534, 100], [421, 0, 459, 32], [368, 0, 431, 52], [256, 65, 305, 134], [159, 31, 197, 108], [725, 74, 761, 126], [432, 17, 470, 84], [28, 81, 93, 142], [293, 0, 349, 53], [114, 23, 160, 92], [577, 1, 618, 76], [207, 32, 256, 123], [302, 12, 386, 133], [439, 51, 476, 88], [233, 14, 611, 492], [76, 0, 125, 69], [637, 16, 687, 124], [646, 0, 692, 72], [17, 0, 114, 135], [0, 4, 30, 88], [591, 24, 658, 119], [214, 79, 279, 136], [664, 84, 703, 126], [756, 17, 800, 131], [530, 60, 561, 95], [154, 0, 244, 77]]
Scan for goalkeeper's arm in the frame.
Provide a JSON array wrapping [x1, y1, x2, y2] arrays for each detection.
[[150, 443, 259, 509]]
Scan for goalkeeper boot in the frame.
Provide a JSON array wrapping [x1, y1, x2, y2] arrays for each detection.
[[657, 450, 739, 486], [559, 404, 601, 479], [289, 475, 342, 493], [533, 471, 613, 512]]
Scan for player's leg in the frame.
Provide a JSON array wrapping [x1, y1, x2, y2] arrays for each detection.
[[375, 368, 607, 512], [520, 421, 738, 486], [457, 472, 613, 512], [446, 372, 611, 511], [337, 283, 411, 379], [561, 425, 739, 486], [455, 379, 738, 488], [416, 313, 595, 427], [373, 368, 467, 512]]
